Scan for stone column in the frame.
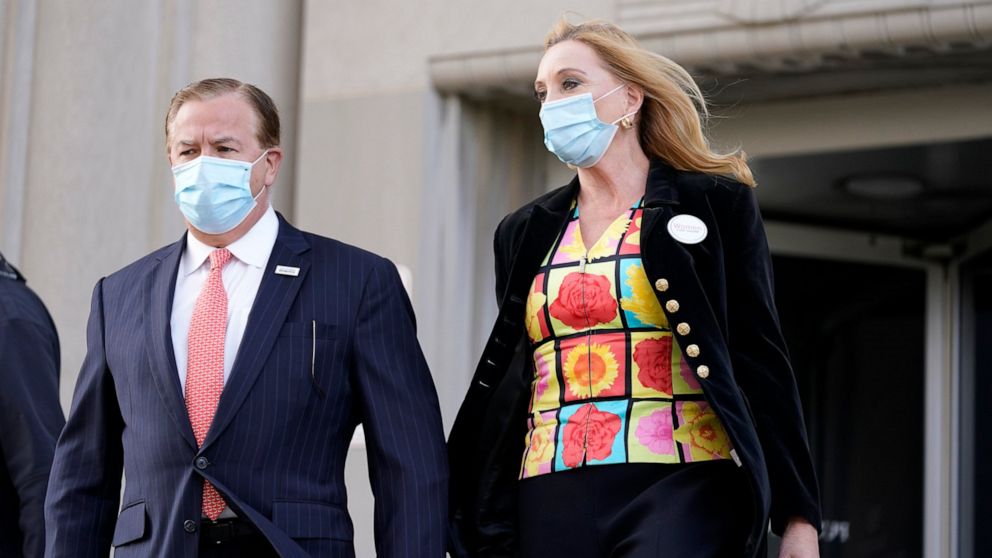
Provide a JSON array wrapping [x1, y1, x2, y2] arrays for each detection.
[[0, 0, 39, 263]]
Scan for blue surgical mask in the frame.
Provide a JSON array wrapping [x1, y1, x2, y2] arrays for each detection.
[[172, 150, 269, 234], [539, 84, 635, 168]]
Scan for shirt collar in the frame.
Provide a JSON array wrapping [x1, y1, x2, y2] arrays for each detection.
[[180, 206, 279, 276]]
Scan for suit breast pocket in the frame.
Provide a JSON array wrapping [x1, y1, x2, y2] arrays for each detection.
[[276, 321, 341, 400], [279, 321, 336, 339]]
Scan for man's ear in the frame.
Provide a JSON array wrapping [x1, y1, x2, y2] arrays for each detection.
[[263, 147, 284, 186]]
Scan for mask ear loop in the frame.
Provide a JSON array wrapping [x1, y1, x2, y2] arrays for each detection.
[[251, 149, 270, 166], [251, 184, 268, 203], [596, 84, 637, 128], [250, 149, 272, 203], [593, 83, 626, 104]]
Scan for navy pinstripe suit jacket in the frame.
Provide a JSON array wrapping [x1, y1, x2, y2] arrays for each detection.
[[44, 215, 448, 557]]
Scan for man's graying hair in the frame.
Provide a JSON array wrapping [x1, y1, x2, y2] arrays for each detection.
[[165, 78, 280, 150]]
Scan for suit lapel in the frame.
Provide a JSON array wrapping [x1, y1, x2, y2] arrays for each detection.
[[639, 160, 721, 333], [144, 237, 198, 450], [202, 216, 311, 449], [501, 180, 578, 304], [639, 159, 681, 240]]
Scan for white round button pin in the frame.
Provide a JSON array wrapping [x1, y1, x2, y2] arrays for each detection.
[[667, 214, 708, 244]]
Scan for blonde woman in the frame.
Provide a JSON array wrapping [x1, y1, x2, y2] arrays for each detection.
[[448, 19, 821, 558]]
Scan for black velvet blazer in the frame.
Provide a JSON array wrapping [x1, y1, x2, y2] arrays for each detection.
[[448, 159, 821, 558]]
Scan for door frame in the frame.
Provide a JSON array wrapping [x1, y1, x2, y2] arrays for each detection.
[[947, 219, 992, 558]]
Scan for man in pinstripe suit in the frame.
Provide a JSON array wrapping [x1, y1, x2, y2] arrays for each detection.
[[44, 78, 448, 557]]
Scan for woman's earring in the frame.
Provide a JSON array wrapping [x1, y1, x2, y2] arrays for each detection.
[[620, 116, 634, 129]]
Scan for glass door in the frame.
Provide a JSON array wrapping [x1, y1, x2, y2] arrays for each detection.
[[769, 255, 928, 557], [957, 246, 992, 558]]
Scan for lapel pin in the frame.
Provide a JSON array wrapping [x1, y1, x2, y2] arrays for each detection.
[[275, 265, 300, 277], [667, 214, 708, 244]]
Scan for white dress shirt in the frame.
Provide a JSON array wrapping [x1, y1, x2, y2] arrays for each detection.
[[171, 206, 278, 394]]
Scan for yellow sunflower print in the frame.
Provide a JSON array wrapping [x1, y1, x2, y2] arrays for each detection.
[[562, 342, 620, 399]]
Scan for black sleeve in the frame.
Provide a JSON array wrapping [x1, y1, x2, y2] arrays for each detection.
[[723, 185, 822, 535], [0, 314, 63, 557], [493, 215, 511, 308]]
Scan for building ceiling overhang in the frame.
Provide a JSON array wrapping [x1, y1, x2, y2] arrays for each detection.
[[430, 0, 992, 100]]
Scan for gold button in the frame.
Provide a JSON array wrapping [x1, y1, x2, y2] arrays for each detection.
[[686, 344, 700, 358], [654, 278, 669, 292], [665, 299, 680, 313], [696, 365, 710, 379], [676, 322, 691, 336]]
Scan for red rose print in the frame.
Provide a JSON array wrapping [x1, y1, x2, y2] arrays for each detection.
[[561, 403, 621, 467], [550, 272, 617, 329], [585, 407, 621, 461], [634, 337, 673, 394]]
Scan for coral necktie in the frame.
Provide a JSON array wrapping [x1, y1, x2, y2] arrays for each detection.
[[185, 248, 233, 520]]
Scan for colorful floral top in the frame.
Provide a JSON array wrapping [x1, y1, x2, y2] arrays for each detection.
[[519, 198, 733, 479]]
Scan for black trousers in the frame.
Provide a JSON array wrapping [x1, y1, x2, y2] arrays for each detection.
[[197, 518, 279, 558], [518, 461, 752, 558]]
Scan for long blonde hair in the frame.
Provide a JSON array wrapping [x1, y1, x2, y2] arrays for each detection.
[[545, 19, 755, 187]]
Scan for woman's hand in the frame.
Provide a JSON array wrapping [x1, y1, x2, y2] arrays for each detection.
[[778, 517, 819, 558]]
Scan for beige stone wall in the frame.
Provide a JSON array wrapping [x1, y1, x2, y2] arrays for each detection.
[[301, 1, 611, 98]]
